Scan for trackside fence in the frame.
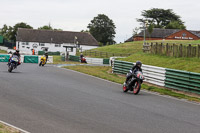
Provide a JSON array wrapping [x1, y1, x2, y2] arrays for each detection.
[[69, 55, 109, 65], [112, 60, 166, 86], [165, 69, 200, 94], [0, 54, 53, 63], [112, 59, 200, 94]]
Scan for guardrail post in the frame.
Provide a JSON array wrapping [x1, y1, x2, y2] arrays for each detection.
[[198, 44, 200, 58]]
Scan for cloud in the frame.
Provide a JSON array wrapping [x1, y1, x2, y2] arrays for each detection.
[[1, 0, 200, 43]]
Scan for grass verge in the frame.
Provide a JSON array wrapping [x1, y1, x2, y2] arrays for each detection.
[[63, 65, 200, 103], [83, 40, 200, 73], [51, 55, 81, 64], [0, 50, 7, 54], [0, 122, 20, 133]]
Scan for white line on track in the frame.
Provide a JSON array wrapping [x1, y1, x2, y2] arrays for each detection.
[[0, 120, 30, 133]]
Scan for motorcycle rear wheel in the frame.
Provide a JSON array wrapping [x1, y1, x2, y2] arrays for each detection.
[[122, 83, 128, 92]]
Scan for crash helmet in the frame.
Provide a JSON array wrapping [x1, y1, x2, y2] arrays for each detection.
[[16, 49, 20, 53], [136, 61, 142, 68]]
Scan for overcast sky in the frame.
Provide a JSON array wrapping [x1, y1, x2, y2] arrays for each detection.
[[1, 0, 200, 43]]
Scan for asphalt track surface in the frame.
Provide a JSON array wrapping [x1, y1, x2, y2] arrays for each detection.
[[0, 63, 200, 133]]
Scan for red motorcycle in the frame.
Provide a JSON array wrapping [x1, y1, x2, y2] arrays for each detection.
[[123, 71, 144, 95], [81, 57, 87, 63]]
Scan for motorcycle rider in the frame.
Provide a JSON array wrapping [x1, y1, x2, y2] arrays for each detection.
[[8, 49, 21, 66], [80, 53, 84, 59], [125, 61, 142, 84], [44, 52, 48, 63]]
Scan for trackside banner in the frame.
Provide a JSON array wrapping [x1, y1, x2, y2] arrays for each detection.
[[0, 54, 10, 62]]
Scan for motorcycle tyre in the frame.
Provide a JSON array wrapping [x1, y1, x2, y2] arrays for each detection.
[[133, 81, 141, 95]]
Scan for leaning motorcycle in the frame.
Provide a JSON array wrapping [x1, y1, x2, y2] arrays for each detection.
[[39, 55, 46, 66], [81, 57, 87, 63], [8, 55, 19, 72], [122, 70, 144, 95]]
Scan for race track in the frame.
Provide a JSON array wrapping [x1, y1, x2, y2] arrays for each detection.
[[0, 63, 200, 133]]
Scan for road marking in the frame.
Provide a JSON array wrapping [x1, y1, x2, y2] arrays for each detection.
[[0, 120, 30, 133], [57, 67, 200, 106]]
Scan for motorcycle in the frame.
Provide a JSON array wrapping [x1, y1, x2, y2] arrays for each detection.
[[122, 70, 144, 95], [8, 55, 19, 72], [39, 55, 46, 66], [81, 57, 87, 63]]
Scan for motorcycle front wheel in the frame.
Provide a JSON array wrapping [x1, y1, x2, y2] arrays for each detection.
[[8, 65, 13, 72], [133, 81, 141, 95], [39, 61, 42, 66]]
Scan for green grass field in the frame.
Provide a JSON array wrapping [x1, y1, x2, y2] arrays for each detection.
[[0, 50, 7, 54], [85, 40, 200, 73], [52, 55, 81, 64]]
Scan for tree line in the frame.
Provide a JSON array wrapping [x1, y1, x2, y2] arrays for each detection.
[[0, 8, 186, 46]]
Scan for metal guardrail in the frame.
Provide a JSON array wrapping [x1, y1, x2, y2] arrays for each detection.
[[112, 60, 166, 86], [69, 55, 109, 65], [165, 69, 200, 94], [113, 59, 200, 94]]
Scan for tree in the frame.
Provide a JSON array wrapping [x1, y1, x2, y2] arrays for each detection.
[[132, 27, 140, 36], [87, 14, 116, 45], [0, 24, 13, 41], [11, 22, 33, 42], [165, 21, 186, 29], [147, 23, 154, 38], [137, 8, 186, 29], [38, 24, 53, 30]]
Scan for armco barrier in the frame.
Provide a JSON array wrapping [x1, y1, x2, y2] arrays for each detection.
[[103, 59, 109, 64], [112, 60, 166, 86], [69, 55, 80, 62], [85, 57, 103, 65], [24, 55, 39, 63], [69, 55, 109, 65], [165, 69, 200, 94], [0, 54, 10, 62]]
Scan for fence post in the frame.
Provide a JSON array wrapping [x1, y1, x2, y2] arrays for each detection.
[[160, 43, 163, 55], [106, 52, 108, 57], [166, 43, 169, 56], [155, 42, 158, 54], [95, 51, 97, 56], [187, 44, 192, 57], [150, 42, 153, 53], [173, 44, 175, 57], [180, 44, 183, 57], [198, 44, 200, 58]]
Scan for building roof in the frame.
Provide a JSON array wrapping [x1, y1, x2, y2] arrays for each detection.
[[125, 36, 133, 42], [136, 28, 181, 38], [16, 28, 99, 46], [189, 30, 200, 38]]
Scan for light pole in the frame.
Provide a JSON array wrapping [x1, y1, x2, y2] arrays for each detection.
[[143, 21, 148, 45]]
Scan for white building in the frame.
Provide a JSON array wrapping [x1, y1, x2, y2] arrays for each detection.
[[16, 28, 99, 55]]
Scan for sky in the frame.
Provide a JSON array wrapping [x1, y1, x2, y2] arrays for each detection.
[[1, 0, 200, 43]]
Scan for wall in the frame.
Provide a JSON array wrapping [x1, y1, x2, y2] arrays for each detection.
[[17, 41, 98, 55], [166, 29, 199, 40]]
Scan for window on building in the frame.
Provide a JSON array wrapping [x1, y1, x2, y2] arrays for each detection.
[[182, 33, 187, 37], [26, 42, 29, 45], [27, 47, 30, 49], [39, 43, 45, 46], [22, 42, 26, 45], [22, 46, 25, 48], [55, 44, 61, 47]]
